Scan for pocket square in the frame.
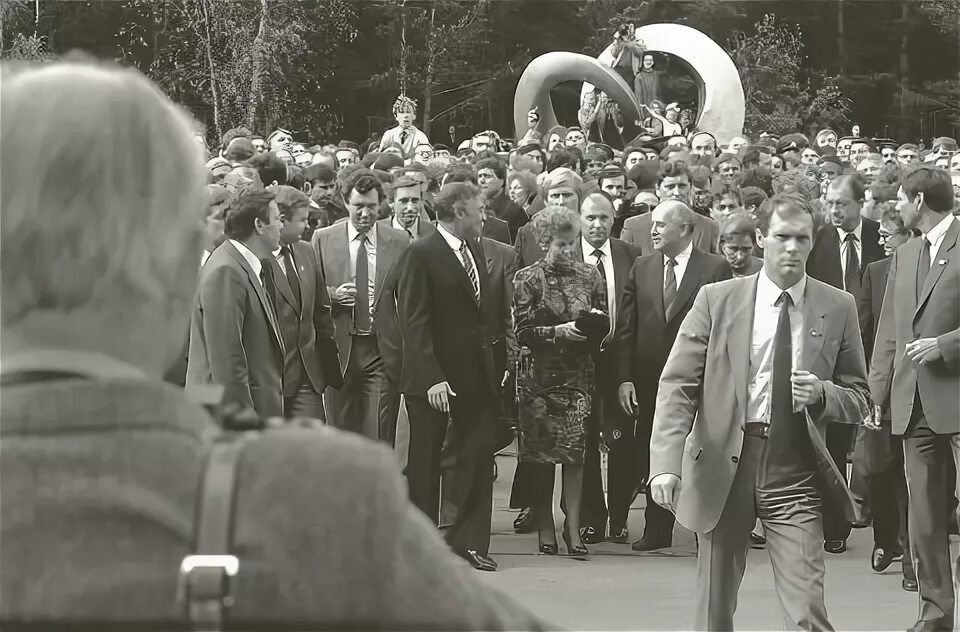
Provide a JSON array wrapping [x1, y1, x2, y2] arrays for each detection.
[[809, 329, 822, 337]]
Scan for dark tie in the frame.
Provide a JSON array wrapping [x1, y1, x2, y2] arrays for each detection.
[[406, 228, 414, 240], [916, 237, 931, 302], [771, 291, 794, 427], [259, 259, 279, 321], [843, 232, 860, 293], [663, 257, 677, 313], [592, 249, 607, 284], [459, 240, 481, 305], [400, 130, 408, 145], [281, 245, 301, 309], [354, 234, 371, 332]]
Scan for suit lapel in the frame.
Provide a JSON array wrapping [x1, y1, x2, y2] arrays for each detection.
[[611, 241, 632, 308], [800, 281, 828, 373], [725, 276, 758, 417], [291, 243, 312, 319], [647, 255, 666, 321], [915, 220, 959, 319], [224, 241, 284, 351], [374, 225, 391, 306], [271, 256, 299, 314], [334, 222, 351, 285], [666, 248, 702, 323]]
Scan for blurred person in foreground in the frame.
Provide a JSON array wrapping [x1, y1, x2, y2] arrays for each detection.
[[0, 59, 547, 630]]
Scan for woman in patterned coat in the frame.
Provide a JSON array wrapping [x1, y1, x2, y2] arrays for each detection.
[[513, 205, 607, 558]]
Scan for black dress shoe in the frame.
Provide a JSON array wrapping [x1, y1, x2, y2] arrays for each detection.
[[580, 526, 603, 544], [631, 534, 672, 552], [871, 546, 901, 572], [460, 549, 497, 571], [609, 527, 629, 544], [513, 507, 535, 534], [562, 526, 589, 559], [902, 577, 918, 592], [750, 531, 766, 548], [823, 539, 847, 554], [476, 553, 498, 570], [538, 532, 558, 555]]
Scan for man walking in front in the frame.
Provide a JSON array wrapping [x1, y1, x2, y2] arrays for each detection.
[[648, 193, 871, 630]]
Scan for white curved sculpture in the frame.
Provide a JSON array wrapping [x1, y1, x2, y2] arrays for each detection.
[[583, 23, 745, 145]]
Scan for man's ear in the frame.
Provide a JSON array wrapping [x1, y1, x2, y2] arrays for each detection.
[[755, 228, 765, 244], [916, 192, 925, 211]]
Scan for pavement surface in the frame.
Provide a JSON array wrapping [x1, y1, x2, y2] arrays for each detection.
[[475, 451, 925, 631]]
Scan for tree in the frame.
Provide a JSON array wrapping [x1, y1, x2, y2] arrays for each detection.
[[915, 0, 960, 36], [0, 0, 50, 61]]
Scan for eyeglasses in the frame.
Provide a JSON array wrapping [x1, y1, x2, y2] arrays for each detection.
[[629, 203, 652, 214]]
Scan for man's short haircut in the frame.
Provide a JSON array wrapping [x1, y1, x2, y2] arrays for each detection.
[[869, 181, 898, 204], [442, 163, 478, 186], [303, 163, 336, 185], [597, 164, 626, 190], [433, 182, 481, 221], [542, 167, 583, 197], [246, 151, 287, 186], [739, 167, 774, 196], [740, 186, 768, 210], [285, 165, 304, 190], [273, 185, 312, 220], [658, 201, 697, 229], [580, 190, 616, 215], [897, 143, 919, 154], [901, 166, 954, 212], [342, 168, 385, 203], [657, 161, 691, 186], [206, 184, 233, 221], [828, 173, 867, 202], [879, 201, 907, 233], [688, 164, 712, 190], [390, 175, 422, 200], [711, 183, 743, 205], [719, 212, 758, 245], [224, 190, 276, 241], [475, 157, 506, 182], [754, 193, 816, 237]]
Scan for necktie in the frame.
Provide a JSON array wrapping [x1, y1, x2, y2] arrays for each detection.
[[663, 257, 677, 313], [843, 232, 860, 293], [770, 291, 794, 426], [259, 259, 279, 322], [592, 249, 607, 283], [354, 234, 371, 332], [406, 228, 414, 240], [916, 237, 931, 302], [281, 245, 301, 309], [400, 130, 408, 145], [459, 240, 481, 305]]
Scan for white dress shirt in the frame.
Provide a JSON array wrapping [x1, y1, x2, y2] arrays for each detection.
[[393, 215, 419, 238], [665, 240, 693, 288], [437, 223, 480, 295], [582, 237, 615, 333], [200, 249, 211, 269], [229, 239, 263, 285], [924, 213, 956, 263], [347, 222, 377, 317], [747, 272, 807, 424], [836, 221, 863, 288]]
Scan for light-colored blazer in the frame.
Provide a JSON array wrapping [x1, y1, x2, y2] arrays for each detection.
[[621, 211, 721, 255], [649, 273, 871, 534], [869, 219, 960, 435], [311, 221, 409, 373]]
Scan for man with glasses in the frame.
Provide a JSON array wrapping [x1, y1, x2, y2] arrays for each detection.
[[896, 143, 919, 166], [311, 169, 410, 439], [719, 213, 763, 277]]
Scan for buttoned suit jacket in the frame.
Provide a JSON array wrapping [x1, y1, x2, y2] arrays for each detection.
[[311, 222, 409, 374], [650, 274, 871, 534], [869, 219, 960, 435], [806, 218, 884, 298], [620, 211, 721, 255], [480, 237, 520, 376], [270, 240, 343, 397], [186, 240, 285, 418], [513, 221, 544, 269]]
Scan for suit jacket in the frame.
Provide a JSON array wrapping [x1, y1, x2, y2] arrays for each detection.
[[480, 237, 520, 375], [807, 218, 884, 297], [271, 240, 343, 396], [574, 238, 643, 352], [186, 240, 285, 418], [482, 217, 511, 246], [858, 257, 892, 366], [621, 211, 721, 255], [513, 221, 544, 269], [376, 211, 436, 241], [311, 222, 409, 373], [615, 248, 731, 399], [869, 219, 960, 435], [734, 256, 764, 278], [397, 230, 500, 403], [650, 275, 871, 534], [488, 192, 529, 242]]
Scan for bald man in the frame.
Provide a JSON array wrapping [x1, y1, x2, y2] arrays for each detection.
[[614, 201, 732, 551]]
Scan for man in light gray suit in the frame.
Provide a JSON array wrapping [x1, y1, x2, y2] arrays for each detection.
[[869, 166, 959, 632], [187, 189, 286, 418], [648, 193, 871, 631], [312, 169, 409, 438]]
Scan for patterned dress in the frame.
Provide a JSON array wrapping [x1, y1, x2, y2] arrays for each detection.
[[513, 259, 607, 465]]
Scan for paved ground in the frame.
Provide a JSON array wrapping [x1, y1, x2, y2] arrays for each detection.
[[475, 452, 923, 631]]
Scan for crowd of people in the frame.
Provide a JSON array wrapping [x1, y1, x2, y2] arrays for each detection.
[[3, 53, 960, 631]]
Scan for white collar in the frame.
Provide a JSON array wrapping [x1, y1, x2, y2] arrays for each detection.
[[836, 221, 862, 243], [757, 269, 806, 309], [924, 213, 955, 246], [347, 220, 376, 245], [393, 215, 418, 233], [581, 236, 612, 259], [229, 239, 262, 279], [663, 239, 693, 263], [437, 223, 466, 251]]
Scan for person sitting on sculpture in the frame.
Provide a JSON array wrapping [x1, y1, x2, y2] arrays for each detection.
[[609, 23, 644, 88], [633, 52, 662, 107], [378, 94, 430, 160]]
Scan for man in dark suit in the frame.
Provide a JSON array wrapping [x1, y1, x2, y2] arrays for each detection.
[[312, 169, 409, 438], [806, 174, 885, 554], [616, 200, 732, 551], [477, 157, 529, 241], [269, 186, 343, 420], [648, 194, 871, 631], [574, 191, 643, 545], [397, 182, 502, 572], [621, 163, 721, 255], [869, 167, 960, 631], [856, 204, 916, 587], [186, 189, 286, 418], [377, 174, 436, 242], [481, 215, 511, 245]]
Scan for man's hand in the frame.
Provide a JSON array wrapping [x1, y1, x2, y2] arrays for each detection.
[[427, 381, 456, 413], [791, 370, 823, 409], [864, 405, 883, 431], [555, 321, 586, 342], [649, 473, 680, 513], [618, 381, 638, 416], [905, 338, 943, 365], [332, 282, 356, 307], [501, 370, 510, 388]]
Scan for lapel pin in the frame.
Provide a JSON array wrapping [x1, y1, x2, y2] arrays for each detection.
[[938, 259, 947, 265], [810, 329, 822, 337]]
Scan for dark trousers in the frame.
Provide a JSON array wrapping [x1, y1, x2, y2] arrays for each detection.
[[822, 423, 855, 542], [323, 335, 384, 439], [283, 379, 326, 422], [378, 378, 401, 447], [637, 399, 675, 542], [902, 401, 960, 631], [406, 395, 495, 556]]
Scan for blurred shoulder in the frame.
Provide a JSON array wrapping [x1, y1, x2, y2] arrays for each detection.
[[514, 259, 547, 283], [623, 212, 651, 230]]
